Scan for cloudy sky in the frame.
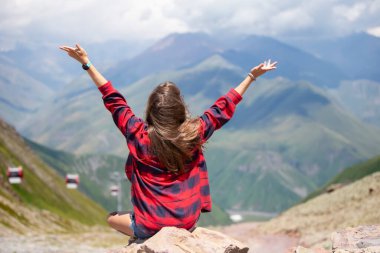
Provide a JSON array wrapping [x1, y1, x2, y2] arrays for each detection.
[[1, 0, 380, 50]]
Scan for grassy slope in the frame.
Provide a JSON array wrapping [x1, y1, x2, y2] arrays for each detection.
[[25, 138, 131, 212], [303, 153, 380, 202], [0, 119, 106, 233]]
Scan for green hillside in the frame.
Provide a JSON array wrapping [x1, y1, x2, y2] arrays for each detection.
[[25, 138, 131, 212], [0, 118, 107, 234], [328, 154, 380, 183], [303, 153, 380, 202]]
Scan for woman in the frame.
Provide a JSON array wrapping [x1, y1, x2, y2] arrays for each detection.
[[60, 44, 277, 239]]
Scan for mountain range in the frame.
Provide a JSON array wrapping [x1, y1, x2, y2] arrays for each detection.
[[1, 32, 380, 216]]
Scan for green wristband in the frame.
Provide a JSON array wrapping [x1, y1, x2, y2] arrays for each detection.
[[82, 61, 92, 70]]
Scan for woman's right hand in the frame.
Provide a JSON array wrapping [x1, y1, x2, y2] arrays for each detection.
[[250, 59, 277, 79], [59, 44, 90, 65]]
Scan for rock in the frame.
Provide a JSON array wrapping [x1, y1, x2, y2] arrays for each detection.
[[108, 226, 249, 253], [325, 184, 344, 194], [331, 224, 380, 253]]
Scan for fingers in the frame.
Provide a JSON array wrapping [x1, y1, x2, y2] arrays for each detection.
[[59, 47, 71, 53], [265, 59, 271, 68], [261, 59, 278, 70], [59, 46, 68, 52], [269, 61, 278, 69], [59, 46, 78, 55], [76, 44, 84, 52], [60, 46, 76, 51], [59, 45, 83, 54], [75, 44, 83, 54]]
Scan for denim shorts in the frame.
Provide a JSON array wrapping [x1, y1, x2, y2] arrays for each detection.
[[129, 213, 199, 239], [129, 212, 152, 239]]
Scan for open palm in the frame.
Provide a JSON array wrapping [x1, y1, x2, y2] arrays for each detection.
[[250, 59, 277, 78]]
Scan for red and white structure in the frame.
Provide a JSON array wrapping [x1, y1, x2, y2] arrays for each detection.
[[65, 174, 79, 189], [110, 185, 119, 196], [7, 166, 23, 184]]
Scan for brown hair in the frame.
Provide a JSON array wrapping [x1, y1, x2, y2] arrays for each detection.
[[145, 81, 202, 173]]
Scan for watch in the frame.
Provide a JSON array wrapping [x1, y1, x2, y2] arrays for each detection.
[[82, 61, 92, 70]]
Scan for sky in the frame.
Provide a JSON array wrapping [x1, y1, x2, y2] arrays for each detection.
[[0, 0, 380, 51]]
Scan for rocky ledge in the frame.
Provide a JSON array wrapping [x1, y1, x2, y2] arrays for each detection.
[[107, 226, 249, 253], [288, 225, 380, 253], [331, 225, 380, 253]]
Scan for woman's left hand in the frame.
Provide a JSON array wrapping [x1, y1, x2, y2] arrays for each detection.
[[59, 44, 89, 64], [250, 59, 277, 79]]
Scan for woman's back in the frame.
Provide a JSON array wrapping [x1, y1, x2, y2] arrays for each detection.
[[99, 81, 243, 236]]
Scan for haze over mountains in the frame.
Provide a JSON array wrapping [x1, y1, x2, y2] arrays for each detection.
[[1, 32, 380, 216]]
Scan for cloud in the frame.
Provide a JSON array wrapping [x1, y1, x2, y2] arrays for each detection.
[[367, 26, 380, 37], [0, 0, 379, 49]]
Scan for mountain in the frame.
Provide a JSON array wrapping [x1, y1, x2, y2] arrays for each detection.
[[106, 33, 223, 87], [0, 118, 106, 235], [0, 45, 78, 91], [24, 137, 232, 227], [21, 53, 380, 214], [288, 33, 380, 82], [105, 32, 349, 89], [21, 75, 127, 155], [221, 35, 347, 87], [294, 33, 380, 128], [327, 79, 380, 127], [0, 40, 148, 92], [0, 62, 53, 129], [202, 77, 380, 213], [0, 58, 53, 128]]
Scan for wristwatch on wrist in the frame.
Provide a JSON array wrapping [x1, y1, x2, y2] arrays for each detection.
[[82, 61, 92, 70]]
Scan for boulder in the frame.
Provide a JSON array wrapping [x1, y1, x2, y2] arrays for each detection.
[[108, 226, 249, 253], [331, 225, 380, 253]]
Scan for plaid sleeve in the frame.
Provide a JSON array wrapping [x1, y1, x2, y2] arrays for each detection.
[[200, 88, 243, 142], [98, 81, 144, 137]]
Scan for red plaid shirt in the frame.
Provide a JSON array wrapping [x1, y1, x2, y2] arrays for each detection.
[[99, 81, 242, 236]]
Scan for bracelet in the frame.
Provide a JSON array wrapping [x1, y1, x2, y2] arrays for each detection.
[[82, 61, 92, 70], [248, 73, 256, 81]]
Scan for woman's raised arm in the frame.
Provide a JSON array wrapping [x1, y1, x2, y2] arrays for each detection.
[[59, 44, 144, 138], [59, 44, 108, 88]]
